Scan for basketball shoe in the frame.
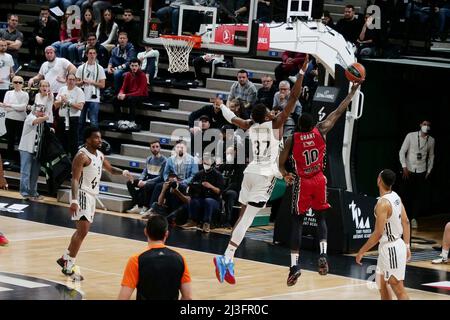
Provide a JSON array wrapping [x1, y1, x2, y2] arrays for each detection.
[[57, 256, 84, 280], [0, 233, 9, 246], [224, 260, 236, 284], [213, 255, 227, 283], [431, 257, 448, 264], [287, 265, 302, 286], [318, 254, 329, 275]]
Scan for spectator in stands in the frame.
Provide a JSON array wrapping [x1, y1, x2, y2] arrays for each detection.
[[76, 47, 106, 139], [49, 0, 79, 12], [321, 10, 334, 27], [119, 9, 141, 50], [18, 105, 49, 200], [54, 73, 85, 158], [181, 154, 225, 233], [399, 119, 435, 230], [51, 9, 81, 60], [256, 74, 276, 109], [356, 14, 379, 57], [233, 0, 251, 22], [80, 0, 112, 22], [227, 69, 258, 116], [274, 50, 306, 84], [68, 7, 98, 65], [127, 140, 167, 215], [216, 123, 245, 163], [80, 33, 109, 67], [0, 76, 29, 163], [34, 80, 54, 125], [217, 145, 245, 228], [193, 53, 225, 87], [137, 45, 160, 84], [29, 6, 60, 66], [273, 80, 302, 123], [156, 0, 194, 35], [0, 14, 23, 70], [188, 97, 227, 132], [335, 4, 363, 43], [96, 8, 119, 51], [431, 222, 450, 264], [118, 214, 193, 300], [112, 58, 147, 122], [437, 2, 450, 41], [107, 31, 136, 94], [190, 115, 218, 159], [28, 46, 77, 95], [143, 140, 198, 218], [0, 39, 14, 102]]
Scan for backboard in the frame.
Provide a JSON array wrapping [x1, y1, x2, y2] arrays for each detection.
[[143, 0, 263, 54]]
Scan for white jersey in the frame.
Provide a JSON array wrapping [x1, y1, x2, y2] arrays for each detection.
[[245, 121, 282, 177], [376, 191, 403, 244], [78, 147, 104, 195]]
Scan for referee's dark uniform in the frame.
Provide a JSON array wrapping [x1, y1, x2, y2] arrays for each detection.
[[121, 243, 191, 300]]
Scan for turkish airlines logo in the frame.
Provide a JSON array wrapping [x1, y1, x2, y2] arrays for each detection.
[[223, 30, 231, 44]]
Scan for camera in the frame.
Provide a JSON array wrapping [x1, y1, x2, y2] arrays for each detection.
[[91, 94, 97, 99], [169, 180, 178, 190]]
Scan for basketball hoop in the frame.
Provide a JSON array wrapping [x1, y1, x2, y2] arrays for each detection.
[[160, 35, 201, 73]]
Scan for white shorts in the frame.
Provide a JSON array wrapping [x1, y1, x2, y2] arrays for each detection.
[[71, 190, 97, 223], [238, 173, 276, 206], [376, 239, 407, 283]]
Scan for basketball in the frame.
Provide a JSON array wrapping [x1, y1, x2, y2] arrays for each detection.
[[345, 62, 366, 82]]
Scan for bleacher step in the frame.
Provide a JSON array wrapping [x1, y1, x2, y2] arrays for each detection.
[[149, 121, 189, 136], [233, 57, 279, 73], [178, 99, 212, 112], [57, 189, 132, 213]]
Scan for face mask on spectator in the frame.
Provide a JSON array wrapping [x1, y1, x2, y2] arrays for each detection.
[[203, 164, 212, 171], [421, 125, 430, 134], [226, 154, 234, 163]]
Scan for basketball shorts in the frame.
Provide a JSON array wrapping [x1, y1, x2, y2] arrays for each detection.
[[71, 190, 97, 223], [294, 172, 331, 214], [376, 239, 407, 283], [239, 173, 276, 206]]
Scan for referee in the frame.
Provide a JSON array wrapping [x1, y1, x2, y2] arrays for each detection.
[[118, 214, 192, 300]]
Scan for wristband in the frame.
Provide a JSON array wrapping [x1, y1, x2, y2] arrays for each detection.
[[70, 199, 79, 205], [122, 169, 130, 177]]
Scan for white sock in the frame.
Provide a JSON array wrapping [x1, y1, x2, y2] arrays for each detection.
[[442, 249, 449, 260], [320, 241, 327, 255], [224, 245, 236, 264], [63, 250, 71, 261], [290, 253, 299, 267]]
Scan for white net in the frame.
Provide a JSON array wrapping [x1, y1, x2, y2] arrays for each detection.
[[160, 37, 196, 73]]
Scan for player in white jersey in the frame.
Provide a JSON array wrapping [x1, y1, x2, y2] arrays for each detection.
[[57, 127, 133, 280], [356, 169, 411, 300], [213, 55, 309, 284]]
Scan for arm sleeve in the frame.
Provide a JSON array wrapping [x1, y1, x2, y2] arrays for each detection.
[[399, 134, 410, 168], [427, 138, 435, 174], [120, 254, 139, 289]]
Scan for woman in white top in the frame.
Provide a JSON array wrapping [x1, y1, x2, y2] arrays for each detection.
[[96, 8, 119, 50], [0, 76, 29, 161], [34, 80, 54, 124]]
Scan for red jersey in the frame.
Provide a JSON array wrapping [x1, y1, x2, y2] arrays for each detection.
[[292, 127, 326, 178]]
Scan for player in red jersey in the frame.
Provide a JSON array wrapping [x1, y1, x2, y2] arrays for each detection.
[[279, 81, 361, 286]]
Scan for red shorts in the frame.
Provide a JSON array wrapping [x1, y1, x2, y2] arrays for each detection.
[[294, 172, 331, 214]]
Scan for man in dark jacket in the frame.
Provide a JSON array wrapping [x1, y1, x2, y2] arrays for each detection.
[[107, 32, 136, 93], [188, 97, 227, 132], [28, 6, 59, 65]]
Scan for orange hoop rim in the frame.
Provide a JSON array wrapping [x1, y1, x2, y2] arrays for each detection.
[[160, 34, 202, 49]]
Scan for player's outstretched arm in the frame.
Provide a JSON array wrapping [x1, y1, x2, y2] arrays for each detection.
[[272, 55, 309, 130], [219, 102, 253, 130], [103, 158, 134, 180], [356, 199, 390, 265], [317, 82, 361, 136]]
